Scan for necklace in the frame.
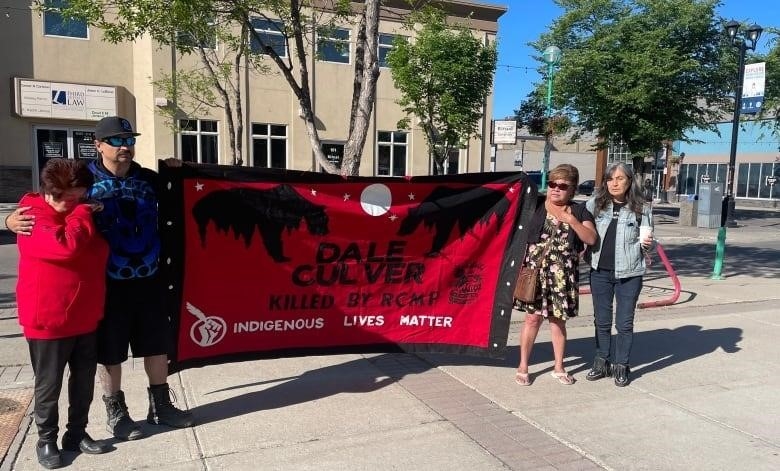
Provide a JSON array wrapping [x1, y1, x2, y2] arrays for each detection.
[[612, 201, 624, 220]]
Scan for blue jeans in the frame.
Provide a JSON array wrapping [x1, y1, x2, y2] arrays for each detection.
[[590, 269, 643, 365]]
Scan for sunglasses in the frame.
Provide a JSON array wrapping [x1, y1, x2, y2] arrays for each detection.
[[102, 136, 137, 147], [547, 181, 572, 191]]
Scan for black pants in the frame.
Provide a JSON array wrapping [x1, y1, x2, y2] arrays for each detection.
[[27, 332, 98, 442]]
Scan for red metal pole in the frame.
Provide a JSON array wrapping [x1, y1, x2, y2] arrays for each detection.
[[579, 243, 681, 309], [638, 243, 681, 308]]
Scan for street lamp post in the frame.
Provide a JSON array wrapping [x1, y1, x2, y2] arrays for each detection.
[[520, 138, 526, 166], [540, 45, 562, 190], [712, 20, 762, 280]]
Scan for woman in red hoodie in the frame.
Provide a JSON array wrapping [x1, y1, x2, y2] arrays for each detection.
[[16, 158, 111, 469]]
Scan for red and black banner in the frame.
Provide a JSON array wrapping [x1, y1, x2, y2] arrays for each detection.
[[158, 163, 537, 372]]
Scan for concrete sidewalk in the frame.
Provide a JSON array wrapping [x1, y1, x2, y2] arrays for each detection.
[[1, 205, 779, 470]]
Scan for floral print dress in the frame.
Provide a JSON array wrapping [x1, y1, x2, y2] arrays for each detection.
[[515, 214, 580, 320]]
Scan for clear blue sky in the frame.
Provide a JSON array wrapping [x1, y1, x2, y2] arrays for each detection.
[[491, 0, 779, 119]]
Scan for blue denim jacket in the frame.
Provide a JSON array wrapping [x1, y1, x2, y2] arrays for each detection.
[[585, 198, 653, 279]]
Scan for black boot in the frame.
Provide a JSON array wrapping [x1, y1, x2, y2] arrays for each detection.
[[36, 440, 62, 469], [586, 357, 612, 381], [103, 391, 144, 440], [613, 364, 630, 387], [62, 431, 111, 454], [147, 383, 195, 428]]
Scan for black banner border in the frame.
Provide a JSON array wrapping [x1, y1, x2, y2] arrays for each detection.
[[158, 162, 537, 372]]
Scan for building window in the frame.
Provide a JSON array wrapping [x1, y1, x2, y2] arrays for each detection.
[[378, 33, 399, 67], [252, 123, 287, 169], [737, 162, 780, 199], [447, 149, 460, 175], [608, 139, 632, 168], [677, 163, 726, 196], [759, 163, 780, 199], [431, 148, 460, 175], [377, 131, 407, 176], [250, 18, 286, 57], [43, 0, 88, 39], [179, 119, 218, 164], [317, 27, 350, 64]]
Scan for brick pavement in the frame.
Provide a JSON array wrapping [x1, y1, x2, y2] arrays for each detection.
[[370, 354, 605, 470]]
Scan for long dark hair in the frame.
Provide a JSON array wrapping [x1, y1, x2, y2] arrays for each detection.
[[592, 162, 645, 217]]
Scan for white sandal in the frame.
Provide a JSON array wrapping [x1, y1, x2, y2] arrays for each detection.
[[550, 371, 575, 385]]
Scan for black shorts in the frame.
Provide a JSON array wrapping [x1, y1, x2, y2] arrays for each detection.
[[97, 276, 170, 365]]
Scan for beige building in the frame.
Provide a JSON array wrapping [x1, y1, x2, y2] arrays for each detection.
[[0, 0, 506, 202]]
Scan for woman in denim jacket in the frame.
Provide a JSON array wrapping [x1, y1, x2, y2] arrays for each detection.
[[585, 162, 654, 387]]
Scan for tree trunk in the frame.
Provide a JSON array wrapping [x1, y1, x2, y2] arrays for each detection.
[[241, 0, 380, 175], [198, 47, 241, 166], [342, 0, 380, 176], [231, 31, 245, 166]]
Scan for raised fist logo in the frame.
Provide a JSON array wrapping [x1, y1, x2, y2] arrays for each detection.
[[186, 302, 227, 347]]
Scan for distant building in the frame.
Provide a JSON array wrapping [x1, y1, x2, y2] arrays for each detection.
[[676, 119, 780, 207], [494, 127, 599, 181]]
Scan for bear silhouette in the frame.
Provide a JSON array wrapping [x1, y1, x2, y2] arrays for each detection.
[[192, 185, 329, 262], [398, 186, 510, 256]]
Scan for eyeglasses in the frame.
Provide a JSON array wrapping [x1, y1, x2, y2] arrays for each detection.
[[547, 181, 572, 191], [102, 136, 136, 147]]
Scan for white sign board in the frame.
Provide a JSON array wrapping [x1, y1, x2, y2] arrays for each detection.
[[15, 78, 117, 121], [492, 120, 517, 145]]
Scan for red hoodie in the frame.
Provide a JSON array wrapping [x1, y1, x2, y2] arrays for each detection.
[[16, 193, 109, 339]]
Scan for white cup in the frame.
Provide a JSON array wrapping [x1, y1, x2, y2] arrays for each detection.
[[639, 225, 652, 241]]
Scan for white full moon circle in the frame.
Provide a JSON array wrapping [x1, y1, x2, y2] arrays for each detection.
[[360, 184, 392, 216]]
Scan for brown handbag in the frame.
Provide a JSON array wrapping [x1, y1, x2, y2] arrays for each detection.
[[513, 266, 540, 303], [513, 241, 551, 303]]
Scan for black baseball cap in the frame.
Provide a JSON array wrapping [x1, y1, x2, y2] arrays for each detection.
[[95, 116, 141, 140]]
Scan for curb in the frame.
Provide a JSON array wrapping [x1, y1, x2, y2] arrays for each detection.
[[0, 390, 33, 471]]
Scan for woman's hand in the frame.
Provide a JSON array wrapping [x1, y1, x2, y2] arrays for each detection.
[[551, 205, 577, 226], [162, 158, 182, 168], [640, 234, 654, 249], [86, 200, 104, 213], [4, 207, 34, 235]]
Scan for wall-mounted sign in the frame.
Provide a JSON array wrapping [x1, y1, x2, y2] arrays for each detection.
[[492, 120, 517, 145], [42, 141, 63, 158], [14, 78, 117, 121], [320, 143, 344, 172]]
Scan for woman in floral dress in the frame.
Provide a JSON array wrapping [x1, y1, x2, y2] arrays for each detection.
[[515, 164, 597, 386]]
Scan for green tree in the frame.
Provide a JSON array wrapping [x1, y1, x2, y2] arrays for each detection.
[[513, 92, 546, 135], [533, 0, 734, 157], [387, 8, 497, 174], [754, 27, 779, 133], [46, 0, 380, 175], [513, 91, 572, 137]]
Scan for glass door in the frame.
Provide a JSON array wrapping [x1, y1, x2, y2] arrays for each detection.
[[35, 128, 69, 174], [33, 126, 96, 188], [73, 130, 97, 161]]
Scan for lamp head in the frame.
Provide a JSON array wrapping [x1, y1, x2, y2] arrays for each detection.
[[724, 20, 740, 40], [746, 24, 763, 50], [542, 45, 562, 65]]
